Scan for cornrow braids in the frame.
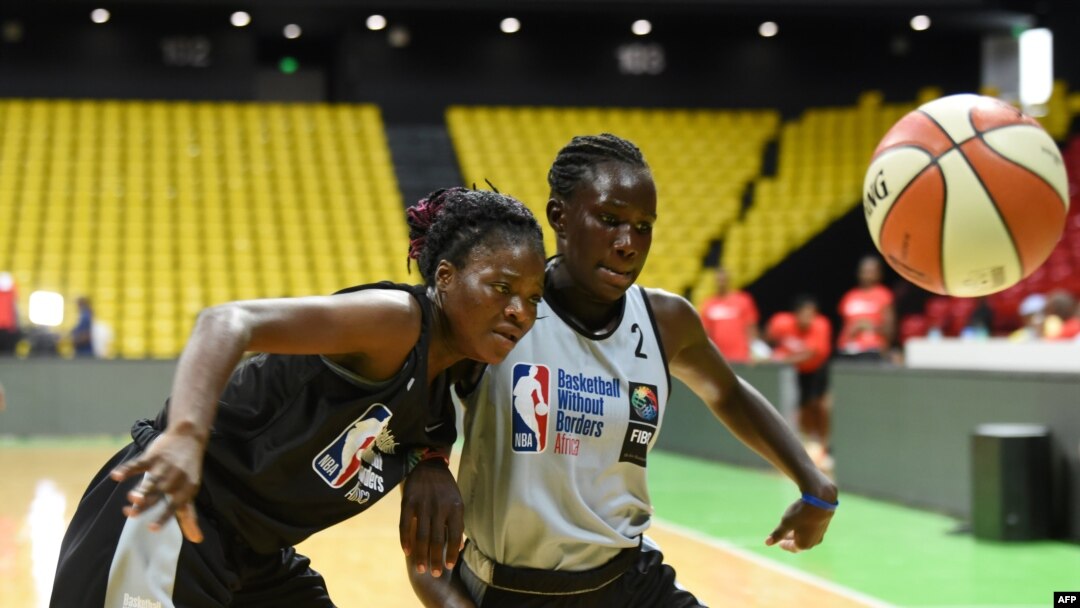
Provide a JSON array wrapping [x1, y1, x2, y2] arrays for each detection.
[[547, 133, 648, 199], [405, 187, 544, 285]]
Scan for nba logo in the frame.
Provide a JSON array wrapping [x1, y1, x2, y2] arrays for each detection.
[[312, 404, 392, 488], [511, 363, 549, 453]]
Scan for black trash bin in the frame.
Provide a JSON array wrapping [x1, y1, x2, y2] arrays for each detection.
[[971, 424, 1051, 541]]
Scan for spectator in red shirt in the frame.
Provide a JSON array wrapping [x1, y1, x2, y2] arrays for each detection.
[[767, 295, 833, 468], [0, 272, 20, 356], [837, 256, 894, 360], [700, 267, 760, 363]]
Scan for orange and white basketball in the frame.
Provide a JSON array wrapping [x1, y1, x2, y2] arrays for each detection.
[[863, 94, 1070, 297]]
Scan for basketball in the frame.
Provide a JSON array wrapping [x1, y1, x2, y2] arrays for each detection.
[[863, 94, 1070, 297]]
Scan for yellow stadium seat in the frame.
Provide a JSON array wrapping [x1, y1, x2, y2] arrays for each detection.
[[0, 99, 404, 357]]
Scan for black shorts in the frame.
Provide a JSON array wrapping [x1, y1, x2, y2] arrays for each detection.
[[459, 540, 706, 608], [796, 366, 829, 404], [50, 442, 335, 608], [0, 328, 19, 354]]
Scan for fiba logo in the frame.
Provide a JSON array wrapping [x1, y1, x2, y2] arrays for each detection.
[[630, 384, 658, 422], [621, 381, 660, 466], [511, 363, 550, 453]]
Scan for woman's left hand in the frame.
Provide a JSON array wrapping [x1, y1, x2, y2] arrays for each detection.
[[400, 460, 465, 578], [765, 497, 835, 553]]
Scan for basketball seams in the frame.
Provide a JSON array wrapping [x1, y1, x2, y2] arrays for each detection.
[[938, 166, 949, 295], [950, 145, 1026, 276], [976, 122, 1044, 139], [871, 146, 936, 265], [975, 128, 1069, 210], [870, 144, 935, 163], [917, 108, 961, 146], [965, 105, 979, 142], [873, 96, 1060, 296], [876, 164, 946, 291]]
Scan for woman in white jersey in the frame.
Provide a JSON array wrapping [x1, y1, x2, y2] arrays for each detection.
[[406, 134, 838, 607]]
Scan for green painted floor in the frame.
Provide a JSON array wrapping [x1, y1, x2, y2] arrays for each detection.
[[649, 450, 1080, 607]]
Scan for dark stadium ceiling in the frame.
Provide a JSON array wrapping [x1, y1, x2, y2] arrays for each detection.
[[20, 0, 1067, 38], [28, 0, 1037, 5], [25, 0, 1052, 23], [29, 0, 1050, 10]]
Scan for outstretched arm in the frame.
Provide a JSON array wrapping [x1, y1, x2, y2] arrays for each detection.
[[648, 289, 837, 552], [110, 290, 421, 543]]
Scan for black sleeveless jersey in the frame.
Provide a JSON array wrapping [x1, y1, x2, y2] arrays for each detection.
[[131, 282, 456, 553]]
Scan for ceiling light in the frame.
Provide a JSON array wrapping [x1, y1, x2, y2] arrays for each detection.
[[910, 15, 931, 31], [500, 17, 521, 34], [366, 14, 387, 31], [231, 11, 251, 27]]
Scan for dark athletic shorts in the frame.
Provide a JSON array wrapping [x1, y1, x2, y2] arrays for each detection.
[[458, 538, 706, 608], [50, 442, 335, 608]]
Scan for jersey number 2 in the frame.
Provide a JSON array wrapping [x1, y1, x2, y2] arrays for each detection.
[[631, 323, 648, 359]]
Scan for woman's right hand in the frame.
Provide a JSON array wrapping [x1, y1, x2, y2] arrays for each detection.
[[109, 430, 206, 543]]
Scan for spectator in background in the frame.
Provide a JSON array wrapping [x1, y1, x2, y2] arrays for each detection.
[[1009, 293, 1047, 341], [0, 379, 6, 412], [0, 272, 20, 356], [767, 295, 833, 471], [1043, 290, 1080, 340], [960, 298, 993, 340], [700, 266, 760, 363], [72, 296, 95, 357], [837, 256, 894, 361]]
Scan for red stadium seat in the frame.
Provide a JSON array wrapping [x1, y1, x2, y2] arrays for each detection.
[[1069, 214, 1080, 232], [945, 298, 979, 336], [1048, 261, 1074, 285], [988, 295, 1022, 334], [924, 296, 950, 334], [898, 314, 930, 344]]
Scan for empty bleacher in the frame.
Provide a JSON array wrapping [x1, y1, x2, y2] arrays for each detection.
[[2, 91, 1075, 359], [710, 91, 921, 300], [0, 99, 408, 358]]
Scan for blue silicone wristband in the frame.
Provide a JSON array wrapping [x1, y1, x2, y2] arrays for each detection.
[[801, 493, 838, 510]]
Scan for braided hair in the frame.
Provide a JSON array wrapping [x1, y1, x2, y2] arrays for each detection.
[[406, 187, 544, 285], [547, 133, 649, 199]]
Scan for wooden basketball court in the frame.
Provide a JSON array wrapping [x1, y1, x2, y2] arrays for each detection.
[[0, 441, 883, 607]]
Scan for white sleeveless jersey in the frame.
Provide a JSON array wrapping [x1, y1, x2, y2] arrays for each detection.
[[459, 285, 670, 574]]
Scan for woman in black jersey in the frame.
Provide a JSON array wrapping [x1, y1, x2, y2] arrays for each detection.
[[50, 187, 546, 608]]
